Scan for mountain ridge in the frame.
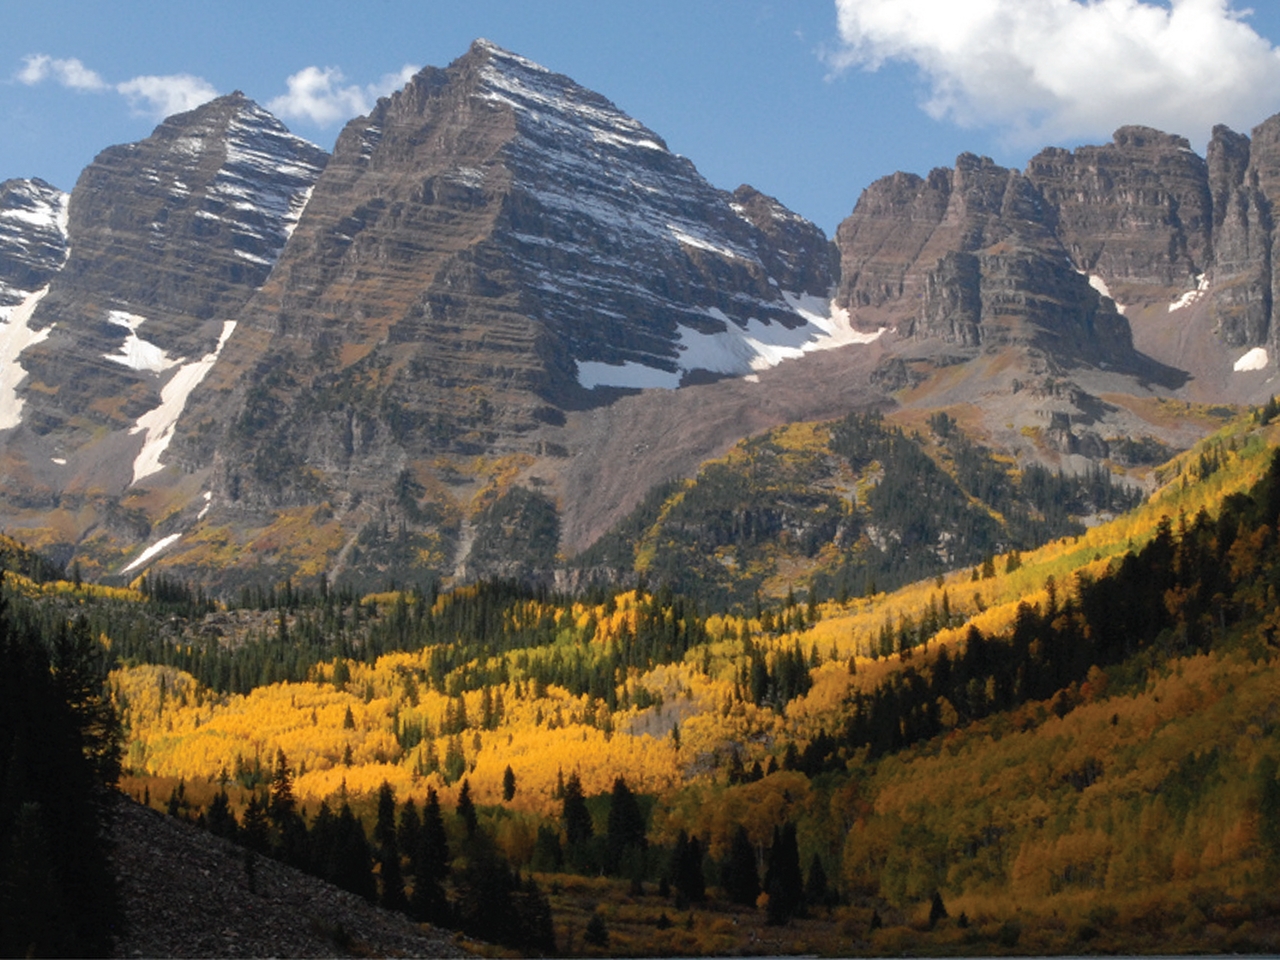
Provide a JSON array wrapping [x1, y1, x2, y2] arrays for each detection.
[[0, 40, 1276, 591]]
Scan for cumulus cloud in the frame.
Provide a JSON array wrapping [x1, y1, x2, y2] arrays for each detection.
[[268, 63, 419, 126], [116, 74, 219, 118], [16, 53, 219, 119], [830, 0, 1280, 146], [16, 54, 108, 91]]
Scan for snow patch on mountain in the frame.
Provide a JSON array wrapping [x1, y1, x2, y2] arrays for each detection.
[[1169, 274, 1209, 312], [192, 104, 325, 267], [578, 293, 883, 390], [104, 311, 180, 374], [121, 532, 184, 574], [129, 320, 236, 484], [0, 286, 54, 430], [1234, 347, 1269, 372], [1085, 274, 1127, 315]]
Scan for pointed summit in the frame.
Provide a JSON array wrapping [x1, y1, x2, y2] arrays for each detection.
[[159, 39, 838, 588], [9, 97, 327, 459]]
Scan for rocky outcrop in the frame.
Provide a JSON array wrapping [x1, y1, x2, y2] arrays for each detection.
[[837, 152, 1130, 366], [835, 120, 1280, 369], [1205, 124, 1271, 347], [1026, 127, 1211, 290], [0, 178, 68, 310]]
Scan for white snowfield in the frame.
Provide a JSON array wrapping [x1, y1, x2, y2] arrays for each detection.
[[1234, 347, 1269, 372], [104, 311, 179, 373], [0, 286, 54, 430], [1086, 274, 1127, 315], [121, 532, 184, 574], [577, 293, 883, 390], [1169, 274, 1209, 313], [128, 320, 237, 484]]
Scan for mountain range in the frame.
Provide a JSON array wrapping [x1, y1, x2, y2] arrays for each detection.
[[0, 38, 1277, 593]]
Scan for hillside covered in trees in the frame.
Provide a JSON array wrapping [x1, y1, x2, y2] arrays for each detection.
[[5, 406, 1280, 955]]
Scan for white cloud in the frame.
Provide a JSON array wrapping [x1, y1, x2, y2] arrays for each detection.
[[268, 63, 419, 126], [17, 53, 218, 119], [116, 74, 219, 118], [831, 0, 1280, 146], [16, 54, 108, 91]]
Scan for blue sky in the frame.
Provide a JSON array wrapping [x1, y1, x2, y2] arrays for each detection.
[[6, 0, 1280, 235]]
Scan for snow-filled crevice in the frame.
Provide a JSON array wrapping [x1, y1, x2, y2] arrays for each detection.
[[129, 320, 237, 484], [0, 286, 54, 430]]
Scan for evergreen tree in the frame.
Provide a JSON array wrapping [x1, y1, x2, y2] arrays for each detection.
[[452, 830, 555, 952], [241, 792, 271, 854], [670, 829, 706, 904], [805, 853, 830, 910], [584, 912, 610, 948], [763, 822, 803, 925], [530, 824, 564, 872], [929, 890, 949, 928], [375, 781, 408, 912], [562, 771, 593, 848], [206, 788, 238, 842], [502, 764, 517, 802], [456, 778, 479, 840], [605, 775, 647, 875], [333, 801, 376, 901], [1, 802, 68, 957], [722, 824, 760, 906], [268, 749, 308, 867], [398, 799, 422, 876], [409, 787, 451, 925]]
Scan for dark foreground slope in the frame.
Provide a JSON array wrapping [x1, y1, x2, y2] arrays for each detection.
[[109, 794, 467, 958]]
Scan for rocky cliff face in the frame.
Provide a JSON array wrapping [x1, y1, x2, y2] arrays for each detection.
[[837, 121, 1280, 371], [836, 152, 1131, 367]]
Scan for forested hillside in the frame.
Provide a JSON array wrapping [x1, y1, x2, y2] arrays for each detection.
[[578, 411, 1144, 606], [4, 407, 1280, 955]]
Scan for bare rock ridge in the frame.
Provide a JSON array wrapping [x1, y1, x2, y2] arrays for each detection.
[[836, 121, 1280, 367]]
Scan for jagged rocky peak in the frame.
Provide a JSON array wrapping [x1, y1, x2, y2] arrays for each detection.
[[157, 39, 848, 588], [51, 91, 328, 345], [0, 178, 68, 311], [10, 93, 326, 447], [192, 37, 843, 473]]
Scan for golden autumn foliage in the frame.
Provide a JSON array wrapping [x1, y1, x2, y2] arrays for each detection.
[[98, 411, 1280, 954]]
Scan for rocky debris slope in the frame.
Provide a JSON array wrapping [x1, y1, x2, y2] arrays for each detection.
[[109, 793, 467, 959]]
